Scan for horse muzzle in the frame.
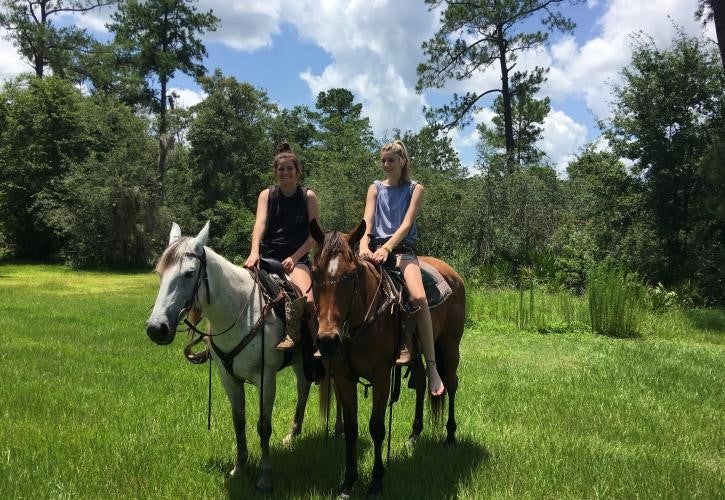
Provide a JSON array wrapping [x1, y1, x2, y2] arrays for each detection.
[[316, 331, 342, 358], [146, 320, 176, 345]]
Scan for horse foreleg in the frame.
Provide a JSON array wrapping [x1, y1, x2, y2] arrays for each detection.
[[334, 374, 359, 498], [334, 385, 344, 438], [368, 371, 391, 497], [220, 374, 248, 478], [283, 359, 312, 446], [255, 367, 277, 493]]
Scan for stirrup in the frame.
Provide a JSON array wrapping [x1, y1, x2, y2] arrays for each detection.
[[395, 345, 412, 366], [276, 334, 296, 351]]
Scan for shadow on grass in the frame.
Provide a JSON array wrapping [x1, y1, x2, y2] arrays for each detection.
[[684, 309, 725, 333], [205, 429, 489, 499]]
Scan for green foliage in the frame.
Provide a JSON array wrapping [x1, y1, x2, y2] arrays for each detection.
[[33, 95, 160, 267], [108, 0, 219, 120], [306, 89, 378, 232], [189, 70, 277, 212], [0, 76, 94, 257], [604, 31, 725, 297], [477, 68, 551, 168], [587, 265, 645, 338]]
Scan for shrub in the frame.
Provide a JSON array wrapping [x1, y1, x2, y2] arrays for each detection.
[[587, 265, 644, 338]]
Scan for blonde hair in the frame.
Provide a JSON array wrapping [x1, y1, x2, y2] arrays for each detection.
[[381, 140, 411, 183]]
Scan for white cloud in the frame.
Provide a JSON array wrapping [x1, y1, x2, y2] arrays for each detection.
[[168, 87, 207, 109], [546, 0, 708, 119], [286, 0, 437, 136], [0, 37, 28, 80], [539, 109, 588, 175], [202, 0, 282, 51]]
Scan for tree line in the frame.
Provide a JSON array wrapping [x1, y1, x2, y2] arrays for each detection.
[[0, 0, 723, 304]]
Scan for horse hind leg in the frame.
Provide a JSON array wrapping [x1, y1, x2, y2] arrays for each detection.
[[438, 333, 461, 446]]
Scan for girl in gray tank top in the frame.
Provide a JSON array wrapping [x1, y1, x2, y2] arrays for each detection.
[[359, 140, 445, 397]]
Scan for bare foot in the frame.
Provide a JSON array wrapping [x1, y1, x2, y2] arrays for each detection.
[[427, 361, 445, 396]]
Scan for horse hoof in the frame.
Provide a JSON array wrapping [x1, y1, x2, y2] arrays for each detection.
[[336, 493, 351, 500], [256, 479, 273, 493], [282, 433, 295, 447], [406, 435, 418, 450], [229, 466, 241, 479]]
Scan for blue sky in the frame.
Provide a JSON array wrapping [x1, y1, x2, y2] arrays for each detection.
[[0, 0, 717, 173]]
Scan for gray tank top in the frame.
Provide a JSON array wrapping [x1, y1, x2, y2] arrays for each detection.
[[372, 180, 418, 247]]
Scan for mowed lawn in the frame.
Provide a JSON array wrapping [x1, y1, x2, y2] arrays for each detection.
[[0, 262, 723, 499]]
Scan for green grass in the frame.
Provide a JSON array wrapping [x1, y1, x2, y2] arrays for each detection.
[[1, 262, 724, 498]]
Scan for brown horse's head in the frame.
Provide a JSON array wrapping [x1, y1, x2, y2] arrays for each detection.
[[310, 219, 366, 357]]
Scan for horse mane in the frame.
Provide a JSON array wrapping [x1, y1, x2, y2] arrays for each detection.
[[315, 230, 355, 266], [155, 237, 191, 274]]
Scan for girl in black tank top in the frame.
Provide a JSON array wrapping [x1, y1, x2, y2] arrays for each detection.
[[244, 142, 320, 352]]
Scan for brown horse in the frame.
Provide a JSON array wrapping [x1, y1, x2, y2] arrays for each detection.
[[310, 219, 465, 497]]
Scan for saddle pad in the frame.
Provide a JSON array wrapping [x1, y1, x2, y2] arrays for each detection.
[[420, 262, 453, 309]]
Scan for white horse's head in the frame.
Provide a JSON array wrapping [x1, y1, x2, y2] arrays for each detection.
[[146, 221, 210, 345]]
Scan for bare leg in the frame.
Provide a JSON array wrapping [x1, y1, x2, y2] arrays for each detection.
[[400, 258, 444, 396]]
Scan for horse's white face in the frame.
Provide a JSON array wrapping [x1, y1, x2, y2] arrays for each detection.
[[146, 222, 210, 345]]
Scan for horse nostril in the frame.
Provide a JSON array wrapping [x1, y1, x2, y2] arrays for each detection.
[[146, 322, 169, 341]]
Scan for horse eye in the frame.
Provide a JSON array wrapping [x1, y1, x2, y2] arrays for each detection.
[[183, 269, 195, 278]]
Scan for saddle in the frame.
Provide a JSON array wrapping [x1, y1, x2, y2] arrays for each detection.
[[257, 257, 324, 382], [258, 257, 301, 315], [383, 259, 453, 310]]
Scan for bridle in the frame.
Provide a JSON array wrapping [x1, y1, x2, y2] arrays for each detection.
[[316, 257, 398, 342]]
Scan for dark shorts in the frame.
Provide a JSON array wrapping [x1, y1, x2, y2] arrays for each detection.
[[370, 238, 418, 267]]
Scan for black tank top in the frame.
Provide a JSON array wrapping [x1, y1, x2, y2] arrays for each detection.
[[260, 185, 309, 261]]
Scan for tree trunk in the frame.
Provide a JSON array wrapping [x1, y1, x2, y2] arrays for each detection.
[[497, 26, 515, 173], [158, 74, 168, 201], [712, 0, 725, 72]]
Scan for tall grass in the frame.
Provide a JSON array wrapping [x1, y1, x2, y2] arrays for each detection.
[[588, 266, 645, 338]]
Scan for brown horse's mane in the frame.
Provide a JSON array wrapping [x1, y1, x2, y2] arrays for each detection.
[[315, 230, 356, 266], [155, 237, 191, 274]]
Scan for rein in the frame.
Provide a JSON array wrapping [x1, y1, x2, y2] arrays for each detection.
[[340, 260, 399, 342]]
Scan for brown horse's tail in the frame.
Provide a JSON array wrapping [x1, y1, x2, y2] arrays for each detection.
[[429, 342, 446, 426]]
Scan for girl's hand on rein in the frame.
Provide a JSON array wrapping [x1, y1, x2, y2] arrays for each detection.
[[282, 257, 296, 274], [371, 247, 389, 264]]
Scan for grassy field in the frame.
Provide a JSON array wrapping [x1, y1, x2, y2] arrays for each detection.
[[0, 262, 723, 499]]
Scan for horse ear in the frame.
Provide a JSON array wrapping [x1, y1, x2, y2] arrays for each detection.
[[310, 218, 325, 245], [348, 220, 366, 246], [191, 221, 210, 253], [169, 222, 182, 246]]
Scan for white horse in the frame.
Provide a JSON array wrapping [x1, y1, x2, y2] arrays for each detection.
[[145, 222, 314, 492]]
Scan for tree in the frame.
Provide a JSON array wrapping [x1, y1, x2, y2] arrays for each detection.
[[0, 0, 114, 78], [34, 95, 160, 267], [0, 76, 93, 257], [108, 0, 218, 198], [306, 88, 378, 232], [605, 31, 725, 297], [696, 0, 725, 71], [477, 68, 550, 167], [417, 0, 578, 169]]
